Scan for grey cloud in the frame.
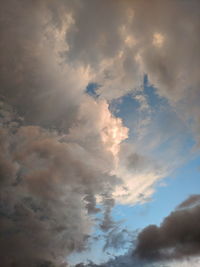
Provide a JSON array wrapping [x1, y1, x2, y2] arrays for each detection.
[[177, 195, 200, 209], [2, 0, 199, 138], [99, 194, 115, 232], [134, 195, 200, 260], [0, 2, 126, 263], [127, 0, 200, 143], [74, 253, 153, 267], [1, 0, 200, 266], [65, 0, 126, 67], [0, 105, 120, 266], [84, 193, 101, 214], [103, 228, 134, 252], [119, 142, 159, 174], [0, 129, 89, 266], [125, 153, 152, 172], [1, 0, 200, 135], [78, 196, 200, 267], [63, 0, 200, 141], [0, 0, 88, 130]]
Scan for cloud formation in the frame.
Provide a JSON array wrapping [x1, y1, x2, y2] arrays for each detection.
[[77, 195, 200, 266], [0, 105, 118, 266], [134, 194, 200, 261], [1, 0, 200, 137], [68, 0, 200, 146], [0, 2, 128, 264], [1, 0, 200, 266]]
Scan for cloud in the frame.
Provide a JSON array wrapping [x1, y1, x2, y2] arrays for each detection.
[[0, 124, 90, 266], [0, 0, 197, 208], [134, 195, 200, 260], [62, 0, 200, 144], [1, 0, 200, 265], [99, 195, 115, 232], [1, 0, 200, 138], [112, 142, 167, 205], [0, 2, 131, 263], [0, 0, 91, 130], [0, 99, 126, 266], [103, 228, 134, 252], [177, 195, 200, 210], [77, 196, 200, 267]]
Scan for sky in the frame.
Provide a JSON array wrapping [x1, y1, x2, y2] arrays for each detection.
[[0, 1, 200, 267]]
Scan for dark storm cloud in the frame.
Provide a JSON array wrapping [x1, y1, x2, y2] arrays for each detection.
[[134, 195, 200, 260]]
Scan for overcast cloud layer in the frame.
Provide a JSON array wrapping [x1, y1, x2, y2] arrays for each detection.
[[0, 0, 200, 266]]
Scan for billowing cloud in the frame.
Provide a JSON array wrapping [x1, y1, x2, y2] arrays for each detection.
[[0, 0, 91, 130], [1, 0, 200, 135], [134, 195, 200, 261], [1, 0, 200, 266], [63, 0, 200, 144], [0, 99, 127, 266]]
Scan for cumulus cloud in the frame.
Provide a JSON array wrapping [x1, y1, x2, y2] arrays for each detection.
[[0, 0, 91, 130], [0, 98, 127, 266], [1, 0, 200, 136], [134, 195, 200, 261], [0, 2, 129, 264], [1, 0, 200, 265], [63, 0, 200, 143]]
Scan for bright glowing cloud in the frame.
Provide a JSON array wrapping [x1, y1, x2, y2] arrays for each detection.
[[152, 33, 165, 48]]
